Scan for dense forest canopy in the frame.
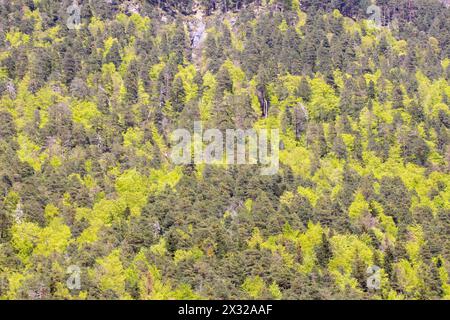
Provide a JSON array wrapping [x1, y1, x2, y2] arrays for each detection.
[[0, 0, 449, 300]]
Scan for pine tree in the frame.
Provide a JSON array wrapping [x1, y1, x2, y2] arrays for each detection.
[[296, 77, 312, 103], [317, 233, 332, 268], [169, 76, 186, 114]]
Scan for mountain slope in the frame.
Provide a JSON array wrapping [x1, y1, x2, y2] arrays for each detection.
[[0, 0, 449, 300]]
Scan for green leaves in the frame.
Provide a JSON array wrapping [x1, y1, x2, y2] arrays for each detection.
[[242, 276, 265, 299]]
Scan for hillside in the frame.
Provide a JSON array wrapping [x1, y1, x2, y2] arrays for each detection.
[[0, 0, 449, 300]]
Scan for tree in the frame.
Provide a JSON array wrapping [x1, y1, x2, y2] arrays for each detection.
[[63, 49, 78, 85], [400, 130, 430, 165], [317, 233, 332, 268], [125, 60, 139, 104], [169, 76, 186, 114], [105, 41, 122, 69]]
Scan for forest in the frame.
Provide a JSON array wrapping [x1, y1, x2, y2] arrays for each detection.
[[0, 0, 449, 300]]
